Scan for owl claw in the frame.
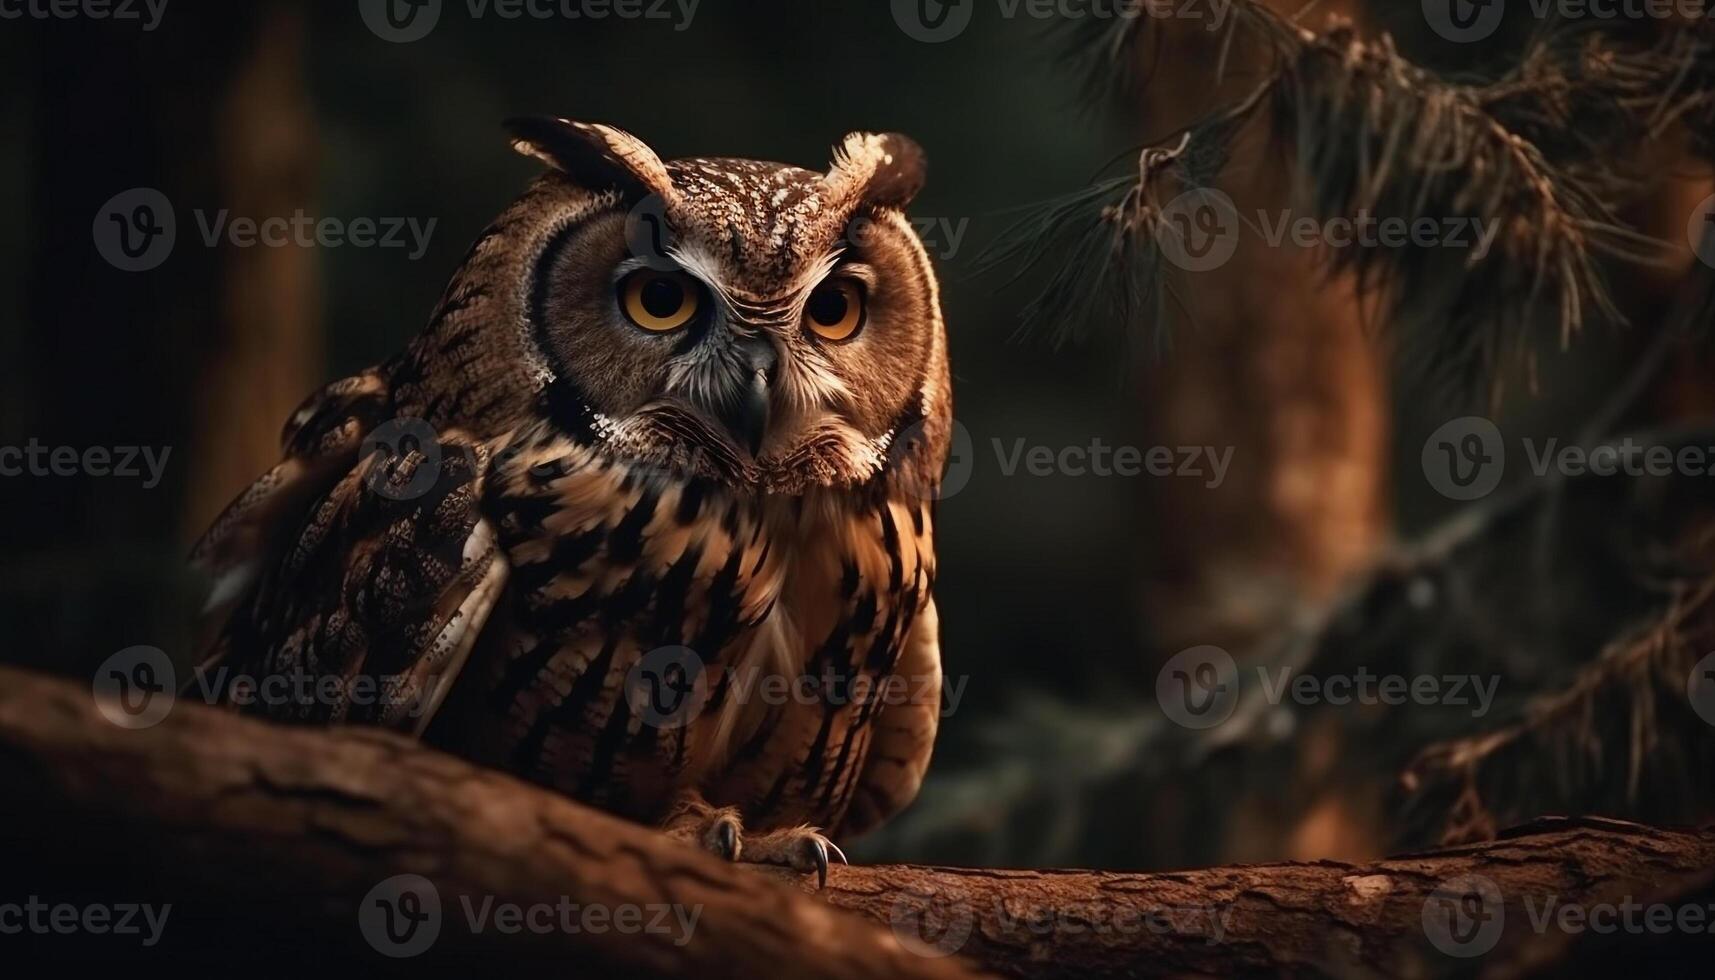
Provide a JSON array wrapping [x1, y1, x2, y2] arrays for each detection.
[[811, 838, 830, 889], [708, 812, 743, 861], [738, 827, 844, 889]]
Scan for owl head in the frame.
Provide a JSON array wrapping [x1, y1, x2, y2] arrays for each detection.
[[395, 117, 952, 498]]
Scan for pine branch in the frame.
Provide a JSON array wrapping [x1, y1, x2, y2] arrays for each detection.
[[1400, 574, 1715, 846], [1001, 4, 1713, 394]]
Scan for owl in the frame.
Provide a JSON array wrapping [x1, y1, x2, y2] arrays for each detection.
[[190, 117, 952, 885]]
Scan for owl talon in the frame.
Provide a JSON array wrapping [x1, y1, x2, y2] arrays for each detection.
[[665, 798, 746, 863], [713, 816, 741, 861], [812, 838, 830, 889], [738, 826, 844, 889]]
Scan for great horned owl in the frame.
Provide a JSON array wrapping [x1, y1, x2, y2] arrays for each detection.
[[190, 118, 951, 884]]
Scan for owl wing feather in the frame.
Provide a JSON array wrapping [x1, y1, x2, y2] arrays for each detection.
[[190, 369, 509, 732], [835, 596, 941, 838]]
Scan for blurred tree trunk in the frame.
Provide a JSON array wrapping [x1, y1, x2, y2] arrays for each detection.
[[9, 2, 320, 670], [1126, 2, 1392, 864], [182, 2, 322, 536]]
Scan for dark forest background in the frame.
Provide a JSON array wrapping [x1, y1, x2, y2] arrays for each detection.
[[1, 0, 1711, 873]]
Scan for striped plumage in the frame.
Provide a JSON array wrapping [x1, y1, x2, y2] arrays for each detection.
[[191, 118, 951, 880]]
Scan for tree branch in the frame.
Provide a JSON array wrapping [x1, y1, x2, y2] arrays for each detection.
[[1, 666, 1709, 976]]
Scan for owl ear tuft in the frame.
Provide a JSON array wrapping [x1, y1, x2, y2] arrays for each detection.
[[504, 116, 676, 201], [824, 132, 927, 211]]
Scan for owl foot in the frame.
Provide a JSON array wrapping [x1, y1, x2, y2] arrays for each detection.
[[664, 802, 746, 861], [662, 798, 846, 887], [739, 825, 848, 889]]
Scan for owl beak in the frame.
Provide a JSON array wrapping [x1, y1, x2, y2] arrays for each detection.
[[724, 334, 777, 457]]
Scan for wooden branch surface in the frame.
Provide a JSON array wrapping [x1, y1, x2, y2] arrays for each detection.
[[0, 666, 1708, 977]]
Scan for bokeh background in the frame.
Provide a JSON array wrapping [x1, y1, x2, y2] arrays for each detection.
[[2, 0, 1710, 872]]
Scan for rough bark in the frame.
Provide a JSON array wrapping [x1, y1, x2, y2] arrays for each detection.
[[1, 666, 1709, 977]]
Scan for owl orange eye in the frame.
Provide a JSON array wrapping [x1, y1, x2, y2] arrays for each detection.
[[620, 271, 702, 333], [805, 278, 866, 342]]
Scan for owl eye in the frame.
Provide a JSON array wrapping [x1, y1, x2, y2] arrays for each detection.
[[805, 278, 866, 342], [619, 271, 703, 333]]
